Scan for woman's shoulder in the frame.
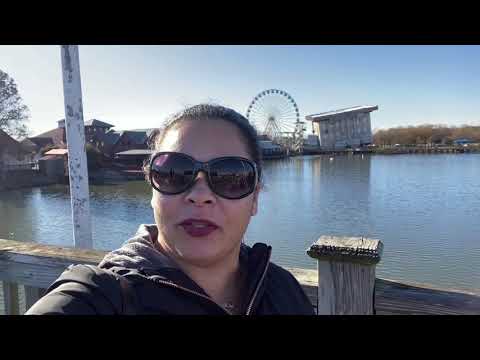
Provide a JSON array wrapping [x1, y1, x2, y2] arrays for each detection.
[[243, 242, 304, 289], [266, 261, 302, 286], [263, 261, 316, 314], [25, 264, 124, 315]]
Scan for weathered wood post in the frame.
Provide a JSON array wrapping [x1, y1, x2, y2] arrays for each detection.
[[2, 282, 19, 315], [60, 45, 92, 249], [24, 286, 43, 310], [307, 236, 383, 315]]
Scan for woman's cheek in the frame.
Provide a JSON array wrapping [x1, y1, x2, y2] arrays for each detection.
[[224, 200, 253, 234], [152, 193, 180, 224]]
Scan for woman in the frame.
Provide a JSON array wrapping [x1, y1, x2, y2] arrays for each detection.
[[26, 104, 315, 315]]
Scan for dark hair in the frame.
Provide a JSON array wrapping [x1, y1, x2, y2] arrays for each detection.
[[143, 104, 263, 185]]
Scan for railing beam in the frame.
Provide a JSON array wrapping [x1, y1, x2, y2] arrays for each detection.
[[2, 238, 480, 315]]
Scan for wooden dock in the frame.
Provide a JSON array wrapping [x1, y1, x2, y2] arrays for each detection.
[[1, 238, 479, 315]]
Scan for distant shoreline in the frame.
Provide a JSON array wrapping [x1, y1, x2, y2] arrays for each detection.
[[370, 145, 480, 155], [295, 145, 480, 157]]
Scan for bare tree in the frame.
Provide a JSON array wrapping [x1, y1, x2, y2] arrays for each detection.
[[0, 69, 30, 139], [374, 124, 480, 147]]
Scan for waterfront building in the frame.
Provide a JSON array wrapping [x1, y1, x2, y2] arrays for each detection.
[[306, 105, 378, 150], [25, 118, 115, 155], [58, 118, 115, 152], [258, 140, 287, 159], [22, 126, 66, 153], [114, 149, 154, 170], [453, 138, 475, 146], [0, 129, 34, 170], [38, 148, 69, 178], [302, 134, 321, 154], [26, 120, 159, 160]]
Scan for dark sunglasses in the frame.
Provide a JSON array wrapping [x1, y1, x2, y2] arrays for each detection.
[[149, 152, 258, 200]]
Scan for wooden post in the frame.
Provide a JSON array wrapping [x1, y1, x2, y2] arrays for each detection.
[[60, 45, 92, 249], [307, 236, 383, 315], [24, 286, 44, 312], [2, 282, 20, 315]]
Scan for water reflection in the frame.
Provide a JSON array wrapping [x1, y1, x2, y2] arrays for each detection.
[[310, 155, 373, 238], [246, 155, 372, 269], [0, 190, 35, 241]]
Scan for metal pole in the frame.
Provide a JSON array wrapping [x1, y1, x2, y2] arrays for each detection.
[[60, 45, 92, 249]]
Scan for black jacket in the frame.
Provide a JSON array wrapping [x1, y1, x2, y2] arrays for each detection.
[[26, 224, 315, 315]]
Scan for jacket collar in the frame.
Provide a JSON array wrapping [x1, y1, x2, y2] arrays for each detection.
[[98, 224, 272, 309]]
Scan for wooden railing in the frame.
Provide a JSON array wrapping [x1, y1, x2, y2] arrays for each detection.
[[1, 238, 479, 315]]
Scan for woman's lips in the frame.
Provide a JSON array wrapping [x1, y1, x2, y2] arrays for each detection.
[[178, 219, 219, 237]]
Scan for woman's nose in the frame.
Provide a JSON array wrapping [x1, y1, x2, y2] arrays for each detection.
[[185, 171, 216, 205]]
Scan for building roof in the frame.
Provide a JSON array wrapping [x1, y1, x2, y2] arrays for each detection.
[[38, 154, 63, 161], [57, 118, 114, 128], [102, 130, 122, 145], [306, 105, 379, 122], [44, 148, 68, 156], [26, 137, 54, 148], [84, 119, 115, 128], [115, 149, 154, 156], [129, 128, 161, 142], [29, 128, 65, 148], [121, 131, 149, 145], [96, 128, 159, 147], [0, 129, 27, 154], [129, 128, 159, 136], [20, 138, 38, 149]]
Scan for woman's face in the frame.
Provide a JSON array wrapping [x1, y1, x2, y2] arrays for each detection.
[[151, 119, 259, 267]]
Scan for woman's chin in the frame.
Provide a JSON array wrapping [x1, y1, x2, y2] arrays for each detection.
[[174, 242, 232, 267], [178, 249, 221, 266]]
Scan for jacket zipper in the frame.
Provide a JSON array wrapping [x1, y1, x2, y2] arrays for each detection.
[[147, 247, 272, 315], [150, 277, 233, 315], [245, 247, 272, 315]]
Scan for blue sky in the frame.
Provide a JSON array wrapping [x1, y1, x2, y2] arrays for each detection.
[[1, 45, 479, 137]]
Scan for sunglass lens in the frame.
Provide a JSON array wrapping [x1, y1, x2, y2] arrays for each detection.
[[151, 153, 195, 194], [209, 159, 256, 199]]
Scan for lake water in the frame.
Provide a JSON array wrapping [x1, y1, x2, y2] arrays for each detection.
[[1, 154, 479, 293]]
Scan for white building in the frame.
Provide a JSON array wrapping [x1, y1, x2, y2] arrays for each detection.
[[306, 105, 378, 150]]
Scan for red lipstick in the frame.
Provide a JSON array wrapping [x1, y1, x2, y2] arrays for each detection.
[[178, 219, 219, 237]]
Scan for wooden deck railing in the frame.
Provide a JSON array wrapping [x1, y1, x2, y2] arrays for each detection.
[[1, 238, 479, 315]]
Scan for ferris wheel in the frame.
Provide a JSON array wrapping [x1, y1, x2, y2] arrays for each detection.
[[246, 89, 302, 143]]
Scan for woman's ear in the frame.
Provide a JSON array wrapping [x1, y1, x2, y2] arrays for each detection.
[[151, 192, 156, 209], [251, 185, 261, 216]]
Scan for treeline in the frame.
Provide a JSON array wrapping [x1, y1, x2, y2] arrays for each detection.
[[373, 125, 480, 146]]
